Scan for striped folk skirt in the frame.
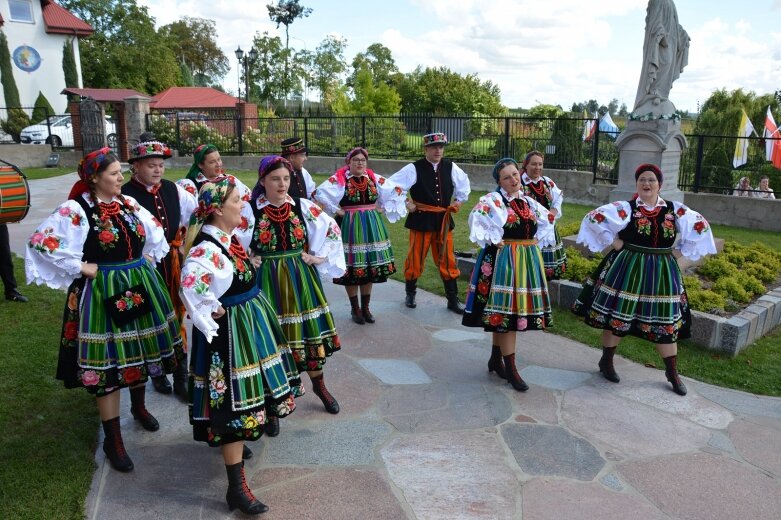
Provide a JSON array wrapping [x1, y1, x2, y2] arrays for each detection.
[[190, 286, 301, 446], [541, 225, 567, 280], [334, 206, 396, 285], [56, 257, 184, 395], [462, 240, 552, 332], [571, 245, 692, 343], [256, 249, 341, 372]]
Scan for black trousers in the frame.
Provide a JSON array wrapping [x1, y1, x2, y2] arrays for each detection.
[[0, 224, 18, 294]]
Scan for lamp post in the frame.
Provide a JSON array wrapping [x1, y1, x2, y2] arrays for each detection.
[[234, 46, 258, 103]]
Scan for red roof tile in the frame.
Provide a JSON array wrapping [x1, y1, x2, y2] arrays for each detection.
[[41, 1, 93, 36], [150, 87, 241, 109], [61, 87, 149, 102]]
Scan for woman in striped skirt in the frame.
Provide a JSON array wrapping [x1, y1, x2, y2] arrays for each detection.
[[315, 147, 405, 324], [248, 156, 346, 429], [521, 150, 567, 279], [462, 158, 555, 392], [572, 164, 716, 395], [181, 177, 300, 515], [25, 148, 184, 472]]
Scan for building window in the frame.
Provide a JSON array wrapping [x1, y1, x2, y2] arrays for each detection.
[[9, 0, 34, 23]]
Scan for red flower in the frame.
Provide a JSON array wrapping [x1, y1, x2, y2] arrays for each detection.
[[293, 227, 304, 240], [637, 217, 650, 227], [63, 321, 79, 340], [309, 206, 321, 217], [136, 224, 146, 236], [43, 235, 60, 252], [617, 209, 628, 220], [190, 247, 205, 257], [477, 282, 489, 295], [506, 213, 518, 224], [594, 213, 606, 223], [115, 299, 127, 311], [71, 215, 81, 226], [547, 213, 555, 223], [123, 367, 142, 384], [259, 230, 272, 244], [676, 207, 687, 216], [663, 220, 674, 229], [98, 230, 115, 244], [545, 268, 554, 278], [235, 259, 246, 273], [131, 294, 143, 305], [693, 221, 705, 233], [200, 273, 211, 284], [488, 313, 504, 326], [239, 216, 249, 230]]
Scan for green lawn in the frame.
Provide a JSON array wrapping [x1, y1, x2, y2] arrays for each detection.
[[22, 166, 75, 180]]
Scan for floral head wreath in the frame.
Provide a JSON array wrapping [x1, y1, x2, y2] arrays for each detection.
[[69, 147, 116, 200], [190, 176, 234, 226], [251, 155, 292, 201], [492, 157, 518, 182]]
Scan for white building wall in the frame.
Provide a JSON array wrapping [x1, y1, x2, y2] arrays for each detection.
[[0, 2, 72, 114]]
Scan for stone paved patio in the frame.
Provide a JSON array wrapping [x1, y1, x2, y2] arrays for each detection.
[[8, 174, 781, 519]]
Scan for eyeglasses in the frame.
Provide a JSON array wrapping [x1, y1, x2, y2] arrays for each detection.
[[350, 158, 367, 163]]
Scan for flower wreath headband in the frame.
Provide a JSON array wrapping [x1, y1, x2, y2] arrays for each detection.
[[190, 176, 234, 226]]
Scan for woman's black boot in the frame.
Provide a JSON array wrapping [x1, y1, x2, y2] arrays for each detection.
[[225, 461, 268, 515]]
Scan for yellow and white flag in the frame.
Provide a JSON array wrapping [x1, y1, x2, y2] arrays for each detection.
[[733, 109, 756, 168]]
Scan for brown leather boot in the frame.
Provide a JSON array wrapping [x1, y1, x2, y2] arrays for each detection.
[[130, 385, 159, 431], [225, 460, 268, 514], [101, 417, 134, 472], [311, 373, 340, 414], [503, 353, 529, 392], [361, 293, 375, 323], [488, 345, 506, 379], [349, 295, 365, 324]]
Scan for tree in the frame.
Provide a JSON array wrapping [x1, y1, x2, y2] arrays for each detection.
[[266, 0, 312, 100], [62, 39, 79, 88], [693, 88, 779, 189], [32, 92, 56, 121], [0, 32, 30, 141], [340, 65, 401, 114], [348, 43, 398, 88], [160, 17, 229, 86], [618, 103, 629, 117], [607, 98, 619, 115], [60, 0, 180, 93], [179, 60, 194, 87], [250, 31, 287, 105], [397, 66, 504, 115], [527, 104, 564, 120], [312, 35, 347, 107]]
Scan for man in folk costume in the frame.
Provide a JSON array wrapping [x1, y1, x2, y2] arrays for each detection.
[[280, 137, 317, 200], [122, 139, 196, 398], [388, 132, 471, 313]]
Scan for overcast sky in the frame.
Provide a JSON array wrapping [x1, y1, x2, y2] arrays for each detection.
[[138, 0, 781, 113]]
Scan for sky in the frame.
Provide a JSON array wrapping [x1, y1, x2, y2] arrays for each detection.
[[137, 0, 781, 113]]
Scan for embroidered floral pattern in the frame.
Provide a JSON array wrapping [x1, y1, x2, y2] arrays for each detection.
[[587, 210, 606, 224], [474, 252, 494, 303], [28, 227, 62, 254], [209, 352, 226, 408], [113, 290, 145, 312]]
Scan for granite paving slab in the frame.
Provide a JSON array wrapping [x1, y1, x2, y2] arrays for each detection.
[[522, 478, 669, 520], [357, 359, 432, 385], [619, 452, 781, 520], [691, 381, 781, 419], [728, 419, 781, 477], [519, 365, 593, 391], [381, 430, 521, 520], [501, 423, 605, 481]]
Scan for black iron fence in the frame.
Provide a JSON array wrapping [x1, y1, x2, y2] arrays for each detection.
[[0, 106, 118, 150]]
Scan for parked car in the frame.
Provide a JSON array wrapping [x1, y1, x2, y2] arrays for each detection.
[[19, 115, 117, 147]]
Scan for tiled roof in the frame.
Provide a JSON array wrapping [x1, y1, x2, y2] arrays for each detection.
[[41, 1, 93, 36], [61, 87, 149, 102], [150, 87, 241, 109]]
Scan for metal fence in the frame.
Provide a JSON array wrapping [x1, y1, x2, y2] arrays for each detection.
[[0, 106, 119, 150]]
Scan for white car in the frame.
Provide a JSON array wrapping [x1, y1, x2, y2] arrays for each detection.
[[19, 115, 117, 147]]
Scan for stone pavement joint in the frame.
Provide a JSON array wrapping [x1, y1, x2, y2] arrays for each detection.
[[7, 175, 781, 519]]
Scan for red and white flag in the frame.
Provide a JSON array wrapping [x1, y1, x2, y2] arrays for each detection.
[[764, 106, 781, 169]]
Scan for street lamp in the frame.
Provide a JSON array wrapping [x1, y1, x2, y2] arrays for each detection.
[[234, 45, 258, 102]]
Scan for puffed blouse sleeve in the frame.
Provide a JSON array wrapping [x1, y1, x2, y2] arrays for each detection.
[[526, 196, 556, 248], [126, 196, 169, 263], [546, 177, 564, 217], [176, 184, 197, 230], [451, 162, 471, 202], [231, 177, 256, 251], [180, 241, 233, 343], [176, 178, 198, 197], [25, 200, 89, 289], [314, 175, 343, 217], [576, 201, 631, 253], [374, 173, 407, 220], [301, 167, 317, 199], [300, 198, 347, 278], [468, 192, 508, 248], [672, 201, 717, 261], [384, 163, 417, 223]]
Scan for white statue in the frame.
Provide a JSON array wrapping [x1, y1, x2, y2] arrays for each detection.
[[632, 0, 689, 119]]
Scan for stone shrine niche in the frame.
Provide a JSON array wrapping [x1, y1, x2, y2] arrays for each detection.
[[80, 98, 107, 154]]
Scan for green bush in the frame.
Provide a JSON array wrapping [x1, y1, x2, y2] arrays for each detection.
[[687, 287, 726, 313], [0, 108, 30, 143], [744, 262, 777, 284], [31, 92, 55, 122], [712, 277, 751, 303], [557, 221, 581, 237], [697, 256, 738, 280], [562, 246, 601, 284]]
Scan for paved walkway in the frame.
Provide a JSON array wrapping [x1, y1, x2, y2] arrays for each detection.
[[8, 174, 781, 519]]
